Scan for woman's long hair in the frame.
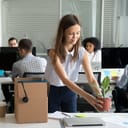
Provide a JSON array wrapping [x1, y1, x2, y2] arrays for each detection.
[[54, 14, 81, 63]]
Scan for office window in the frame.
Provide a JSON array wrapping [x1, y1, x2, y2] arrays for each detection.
[[2, 0, 60, 53], [61, 0, 102, 40]]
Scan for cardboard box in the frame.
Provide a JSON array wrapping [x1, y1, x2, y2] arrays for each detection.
[[14, 78, 48, 123]]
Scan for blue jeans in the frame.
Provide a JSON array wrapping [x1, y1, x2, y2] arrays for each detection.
[[48, 85, 77, 113]]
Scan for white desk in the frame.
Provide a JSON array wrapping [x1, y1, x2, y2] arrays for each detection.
[[0, 113, 128, 128], [0, 72, 100, 84], [0, 114, 60, 128]]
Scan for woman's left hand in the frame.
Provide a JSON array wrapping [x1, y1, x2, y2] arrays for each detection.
[[93, 97, 104, 111]]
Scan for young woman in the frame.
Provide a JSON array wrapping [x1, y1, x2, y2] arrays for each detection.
[[45, 14, 103, 113], [82, 37, 101, 70]]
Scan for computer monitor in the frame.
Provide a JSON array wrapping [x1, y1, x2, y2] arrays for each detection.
[[101, 47, 127, 82], [0, 47, 19, 71], [32, 46, 36, 56], [0, 47, 36, 71], [102, 47, 128, 68]]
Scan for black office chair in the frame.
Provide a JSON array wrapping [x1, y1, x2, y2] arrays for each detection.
[[76, 72, 101, 112], [112, 86, 128, 112], [23, 72, 50, 94], [77, 83, 97, 112], [23, 72, 45, 78]]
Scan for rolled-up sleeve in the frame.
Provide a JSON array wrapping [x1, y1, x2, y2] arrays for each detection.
[[12, 63, 20, 78]]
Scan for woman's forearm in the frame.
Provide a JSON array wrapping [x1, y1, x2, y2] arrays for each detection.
[[62, 78, 97, 107]]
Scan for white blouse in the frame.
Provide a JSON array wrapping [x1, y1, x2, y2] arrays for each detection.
[[80, 50, 101, 72], [88, 50, 101, 64], [45, 47, 86, 87]]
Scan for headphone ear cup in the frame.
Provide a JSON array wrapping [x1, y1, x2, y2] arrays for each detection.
[[22, 97, 29, 103]]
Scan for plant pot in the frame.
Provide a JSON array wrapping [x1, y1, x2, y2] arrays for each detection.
[[98, 97, 111, 112]]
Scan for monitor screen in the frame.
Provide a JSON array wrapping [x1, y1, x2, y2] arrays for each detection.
[[0, 47, 36, 71], [102, 47, 128, 68], [32, 46, 36, 56], [0, 47, 19, 71]]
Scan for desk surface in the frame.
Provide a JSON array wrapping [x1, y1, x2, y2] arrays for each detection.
[[0, 69, 122, 84], [0, 71, 100, 84], [0, 113, 128, 128]]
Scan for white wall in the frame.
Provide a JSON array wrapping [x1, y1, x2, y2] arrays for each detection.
[[0, 0, 3, 101], [102, 0, 128, 47], [0, 0, 2, 46], [113, 0, 128, 47], [0, 0, 3, 100]]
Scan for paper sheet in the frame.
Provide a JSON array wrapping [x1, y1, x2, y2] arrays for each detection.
[[102, 116, 128, 127], [48, 111, 73, 119]]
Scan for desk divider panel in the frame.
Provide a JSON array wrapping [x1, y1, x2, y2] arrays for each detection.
[[14, 77, 48, 123]]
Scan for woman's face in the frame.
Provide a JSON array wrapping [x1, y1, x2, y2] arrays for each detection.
[[86, 42, 95, 53], [64, 24, 81, 49]]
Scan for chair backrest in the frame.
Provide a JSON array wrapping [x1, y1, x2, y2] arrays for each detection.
[[23, 72, 44, 78], [78, 72, 101, 84], [112, 87, 128, 112]]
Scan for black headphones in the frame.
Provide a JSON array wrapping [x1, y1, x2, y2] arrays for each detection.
[[21, 82, 29, 103]]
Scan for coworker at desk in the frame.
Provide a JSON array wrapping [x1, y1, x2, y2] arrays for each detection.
[[45, 14, 103, 113], [82, 37, 101, 70], [112, 64, 128, 112], [8, 37, 18, 47], [12, 38, 47, 78], [2, 37, 18, 107]]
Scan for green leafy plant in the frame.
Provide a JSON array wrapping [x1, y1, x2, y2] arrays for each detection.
[[101, 76, 111, 98]]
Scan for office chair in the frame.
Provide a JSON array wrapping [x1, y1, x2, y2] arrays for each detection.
[[23, 72, 44, 78], [76, 72, 101, 112], [23, 72, 50, 95], [112, 86, 128, 112], [77, 83, 97, 112]]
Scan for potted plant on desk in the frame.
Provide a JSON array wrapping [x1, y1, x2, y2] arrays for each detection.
[[99, 76, 111, 112]]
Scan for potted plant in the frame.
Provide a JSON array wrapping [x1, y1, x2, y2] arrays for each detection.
[[99, 76, 111, 112]]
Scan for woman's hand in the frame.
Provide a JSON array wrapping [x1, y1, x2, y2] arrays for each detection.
[[93, 97, 104, 112], [96, 97, 112, 112], [84, 93, 104, 112]]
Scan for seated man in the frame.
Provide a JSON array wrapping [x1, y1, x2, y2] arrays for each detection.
[[8, 37, 18, 47], [112, 64, 128, 112], [12, 38, 47, 78], [9, 39, 47, 112]]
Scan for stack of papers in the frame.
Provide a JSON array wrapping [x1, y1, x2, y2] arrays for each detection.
[[48, 111, 72, 119]]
